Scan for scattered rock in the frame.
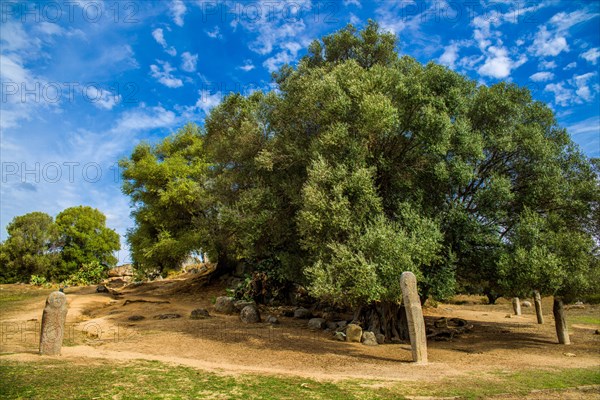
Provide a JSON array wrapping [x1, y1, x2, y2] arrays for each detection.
[[376, 333, 385, 344], [266, 316, 280, 324], [240, 305, 261, 323], [108, 264, 133, 277], [128, 315, 145, 321], [346, 324, 362, 343], [234, 300, 256, 312], [294, 307, 311, 319], [214, 296, 236, 314], [308, 318, 326, 330], [281, 309, 294, 317], [434, 317, 448, 328], [362, 331, 378, 346], [522, 301, 532, 308], [505, 314, 512, 318], [190, 308, 210, 319], [123, 299, 170, 306], [96, 285, 109, 293], [333, 331, 346, 341], [325, 321, 338, 330], [336, 321, 347, 328], [154, 313, 181, 319], [564, 352, 576, 357]]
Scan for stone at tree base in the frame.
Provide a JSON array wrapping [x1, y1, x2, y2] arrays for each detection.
[[333, 331, 346, 341], [96, 285, 109, 293], [361, 331, 378, 346], [240, 305, 261, 323], [234, 300, 255, 312], [553, 297, 570, 345], [521, 301, 532, 308], [266, 316, 279, 324], [400, 271, 428, 364], [376, 333, 386, 344], [293, 307, 311, 319], [308, 318, 326, 330], [346, 324, 362, 343], [190, 308, 210, 319], [39, 291, 68, 355], [534, 291, 544, 324], [512, 297, 522, 315], [214, 296, 236, 314]]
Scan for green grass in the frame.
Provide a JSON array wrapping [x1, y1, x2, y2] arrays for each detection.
[[0, 286, 53, 311], [568, 315, 600, 326], [1, 358, 598, 400]]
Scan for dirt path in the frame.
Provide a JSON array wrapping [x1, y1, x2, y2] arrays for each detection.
[[1, 283, 599, 382]]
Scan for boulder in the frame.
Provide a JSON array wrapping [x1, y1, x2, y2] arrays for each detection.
[[333, 332, 346, 341], [128, 315, 145, 321], [325, 321, 338, 330], [346, 324, 362, 343], [108, 264, 133, 277], [362, 331, 378, 346], [308, 318, 326, 330], [376, 333, 385, 344], [96, 285, 109, 293], [522, 301, 532, 308], [234, 300, 256, 312], [214, 296, 236, 314], [294, 307, 311, 319], [266, 316, 280, 324], [336, 321, 347, 328], [240, 305, 261, 323], [190, 308, 210, 319], [154, 313, 181, 319]]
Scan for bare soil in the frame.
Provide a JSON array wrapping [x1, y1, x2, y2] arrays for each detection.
[[1, 280, 599, 384]]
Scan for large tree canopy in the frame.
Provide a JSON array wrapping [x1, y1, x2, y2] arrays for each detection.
[[122, 21, 599, 319]]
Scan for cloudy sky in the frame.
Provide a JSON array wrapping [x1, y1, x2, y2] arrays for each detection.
[[1, 0, 599, 263]]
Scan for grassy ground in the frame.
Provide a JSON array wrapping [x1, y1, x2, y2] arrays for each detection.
[[0, 357, 598, 400], [0, 286, 53, 312]]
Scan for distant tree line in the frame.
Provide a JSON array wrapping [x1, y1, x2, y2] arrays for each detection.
[[120, 22, 600, 339], [0, 206, 120, 284]]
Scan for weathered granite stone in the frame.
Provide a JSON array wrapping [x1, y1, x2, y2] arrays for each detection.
[[39, 291, 68, 355], [400, 271, 428, 363]]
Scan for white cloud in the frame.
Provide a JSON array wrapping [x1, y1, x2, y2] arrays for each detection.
[[181, 52, 198, 72], [545, 82, 573, 106], [85, 87, 121, 110], [539, 60, 557, 69], [573, 72, 597, 102], [439, 42, 460, 69], [263, 42, 302, 73], [529, 26, 569, 57], [564, 62, 577, 70], [567, 116, 600, 156], [152, 28, 177, 56], [238, 60, 256, 72], [581, 47, 600, 65], [478, 46, 527, 79], [194, 90, 222, 114], [530, 71, 555, 82], [206, 26, 223, 39], [170, 0, 187, 27], [343, 0, 361, 7], [150, 61, 183, 88], [549, 10, 599, 32]]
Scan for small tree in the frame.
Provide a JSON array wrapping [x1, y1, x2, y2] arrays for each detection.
[[0, 212, 60, 283], [55, 206, 120, 281]]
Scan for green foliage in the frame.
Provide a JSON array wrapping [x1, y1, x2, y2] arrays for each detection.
[[62, 260, 109, 286], [54, 206, 120, 280], [29, 275, 48, 287], [0, 212, 60, 283], [0, 208, 120, 284], [120, 123, 209, 275]]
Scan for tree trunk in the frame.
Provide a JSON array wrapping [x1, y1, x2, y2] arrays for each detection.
[[534, 291, 544, 324], [356, 301, 410, 342], [553, 297, 570, 345], [512, 297, 521, 315]]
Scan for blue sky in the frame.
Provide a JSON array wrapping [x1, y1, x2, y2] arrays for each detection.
[[1, 0, 599, 263]]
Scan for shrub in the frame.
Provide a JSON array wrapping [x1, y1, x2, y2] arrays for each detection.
[[63, 261, 108, 286]]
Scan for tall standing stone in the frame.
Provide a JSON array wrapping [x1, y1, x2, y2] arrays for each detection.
[[400, 271, 427, 364], [39, 291, 68, 355], [553, 297, 570, 345], [512, 297, 521, 316], [533, 291, 544, 324]]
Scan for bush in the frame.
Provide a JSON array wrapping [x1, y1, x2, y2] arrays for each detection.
[[63, 261, 108, 286], [30, 275, 48, 286]]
